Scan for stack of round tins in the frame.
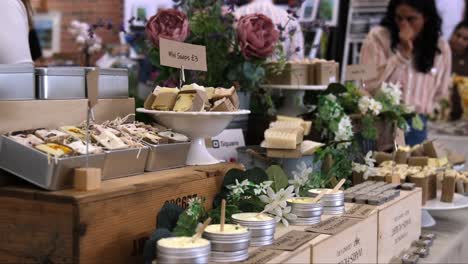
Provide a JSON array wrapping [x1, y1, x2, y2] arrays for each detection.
[[231, 213, 276, 246], [308, 189, 345, 215], [157, 236, 211, 264], [203, 224, 251, 262], [287, 198, 323, 226]]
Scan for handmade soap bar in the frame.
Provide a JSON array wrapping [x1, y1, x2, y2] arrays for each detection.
[[60, 126, 87, 141], [407, 157, 429, 167], [276, 115, 312, 135], [173, 90, 207, 112], [264, 128, 303, 149], [92, 125, 128, 150], [35, 143, 73, 157], [211, 97, 236, 112], [409, 173, 429, 205], [9, 134, 44, 147], [441, 171, 456, 203], [151, 87, 180, 111], [35, 129, 69, 143]]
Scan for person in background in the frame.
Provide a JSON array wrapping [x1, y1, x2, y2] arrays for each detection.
[[0, 0, 33, 64], [235, 0, 304, 60], [360, 0, 451, 146], [449, 20, 468, 120]]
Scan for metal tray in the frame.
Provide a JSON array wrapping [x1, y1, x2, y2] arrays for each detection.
[[0, 136, 105, 190], [0, 64, 35, 100], [36, 67, 86, 99], [102, 147, 149, 180], [144, 142, 190, 172]]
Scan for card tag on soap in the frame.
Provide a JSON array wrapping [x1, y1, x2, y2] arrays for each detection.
[[306, 216, 361, 235], [267, 230, 319, 251], [343, 204, 377, 219], [345, 64, 377, 81], [240, 248, 283, 264], [159, 38, 207, 71], [86, 68, 100, 108]]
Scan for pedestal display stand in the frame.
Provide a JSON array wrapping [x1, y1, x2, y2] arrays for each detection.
[[137, 109, 250, 165], [422, 191, 468, 227], [261, 84, 327, 116]]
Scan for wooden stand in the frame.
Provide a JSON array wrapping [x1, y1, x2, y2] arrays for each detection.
[[0, 163, 241, 264]]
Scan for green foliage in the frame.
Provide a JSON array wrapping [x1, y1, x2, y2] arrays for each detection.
[[157, 203, 185, 231], [173, 212, 200, 236], [411, 115, 424, 131], [361, 115, 377, 140], [266, 165, 289, 192], [143, 228, 173, 264], [222, 167, 269, 187], [313, 144, 355, 189], [209, 204, 242, 224]]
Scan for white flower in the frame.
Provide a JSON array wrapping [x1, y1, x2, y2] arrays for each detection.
[[364, 151, 376, 168], [260, 185, 295, 213], [352, 162, 366, 173], [253, 181, 273, 195], [368, 99, 382, 115], [228, 179, 250, 196], [289, 162, 312, 196], [381, 82, 402, 105], [325, 94, 337, 102], [76, 35, 86, 44], [272, 206, 297, 227], [358, 96, 371, 115], [335, 116, 353, 142], [186, 197, 203, 216], [363, 167, 377, 180]]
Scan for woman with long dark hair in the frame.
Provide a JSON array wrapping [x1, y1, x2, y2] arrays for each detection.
[[360, 0, 452, 146]]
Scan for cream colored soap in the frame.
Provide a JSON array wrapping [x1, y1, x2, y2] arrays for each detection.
[[158, 237, 210, 248], [288, 197, 316, 204], [232, 213, 273, 221], [205, 224, 248, 234], [264, 128, 303, 149]]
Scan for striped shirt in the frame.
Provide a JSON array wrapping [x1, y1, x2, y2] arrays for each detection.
[[360, 26, 452, 114], [235, 0, 304, 60]]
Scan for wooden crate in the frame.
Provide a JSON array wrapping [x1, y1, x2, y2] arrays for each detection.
[[0, 163, 241, 264], [377, 189, 422, 263]]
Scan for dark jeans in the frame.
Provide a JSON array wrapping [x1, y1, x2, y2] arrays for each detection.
[[405, 115, 428, 146]]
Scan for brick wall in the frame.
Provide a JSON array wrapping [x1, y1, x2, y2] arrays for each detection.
[[31, 0, 123, 55]]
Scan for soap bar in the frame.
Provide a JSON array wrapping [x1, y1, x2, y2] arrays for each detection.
[[60, 126, 87, 141], [401, 183, 416, 190], [212, 86, 240, 109], [423, 141, 441, 158], [144, 93, 156, 110], [401, 253, 419, 264], [263, 128, 304, 149], [276, 115, 312, 135], [211, 97, 236, 112], [65, 140, 102, 155], [407, 157, 429, 167], [441, 172, 456, 203], [373, 152, 393, 165], [409, 173, 429, 205], [92, 125, 128, 150], [413, 247, 429, 258], [35, 129, 69, 143], [9, 134, 44, 147], [420, 233, 436, 241], [151, 87, 180, 111], [173, 90, 207, 112], [266, 147, 302, 158], [269, 120, 304, 134], [35, 143, 73, 157]]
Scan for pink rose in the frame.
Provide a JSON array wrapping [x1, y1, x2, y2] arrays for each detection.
[[146, 9, 190, 47], [237, 14, 279, 59]]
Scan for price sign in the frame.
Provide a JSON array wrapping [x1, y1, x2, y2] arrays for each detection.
[[159, 38, 207, 71], [345, 64, 377, 81], [86, 68, 100, 108]]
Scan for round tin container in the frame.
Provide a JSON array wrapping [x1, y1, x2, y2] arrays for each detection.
[[231, 213, 276, 246], [308, 189, 345, 207], [287, 198, 324, 218], [210, 249, 249, 262], [322, 205, 346, 215], [289, 216, 322, 226], [203, 224, 250, 252], [157, 237, 211, 264]]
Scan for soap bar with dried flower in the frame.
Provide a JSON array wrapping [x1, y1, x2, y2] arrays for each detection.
[[409, 173, 429, 205], [441, 171, 456, 203]]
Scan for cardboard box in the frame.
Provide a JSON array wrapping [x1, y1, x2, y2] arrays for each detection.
[[0, 163, 241, 264], [0, 98, 135, 134], [266, 63, 308, 86], [313, 61, 339, 85], [377, 189, 422, 264]]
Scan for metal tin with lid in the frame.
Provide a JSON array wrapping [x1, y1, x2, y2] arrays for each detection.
[[231, 213, 276, 246], [287, 198, 324, 218], [289, 216, 322, 226], [157, 237, 211, 264], [203, 225, 250, 252], [36, 67, 86, 99], [86, 67, 129, 98], [308, 189, 345, 207], [0, 64, 35, 100], [210, 249, 249, 262], [323, 205, 346, 215]]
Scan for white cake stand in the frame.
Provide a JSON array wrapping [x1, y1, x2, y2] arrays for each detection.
[[137, 109, 250, 165], [422, 191, 468, 227], [261, 84, 327, 116]]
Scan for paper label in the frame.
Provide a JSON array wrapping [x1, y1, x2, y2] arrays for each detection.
[[343, 204, 377, 219], [345, 64, 377, 81], [159, 38, 207, 71], [267, 230, 319, 251], [207, 129, 245, 162], [241, 248, 283, 264], [335, 235, 364, 264], [390, 209, 412, 245], [86, 68, 100, 108], [306, 217, 361, 235]]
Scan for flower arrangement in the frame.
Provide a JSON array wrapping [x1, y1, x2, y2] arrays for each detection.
[[143, 0, 301, 113]]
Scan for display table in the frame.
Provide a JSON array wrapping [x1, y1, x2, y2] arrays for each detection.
[[421, 208, 468, 263], [428, 132, 468, 167], [0, 163, 241, 264]]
